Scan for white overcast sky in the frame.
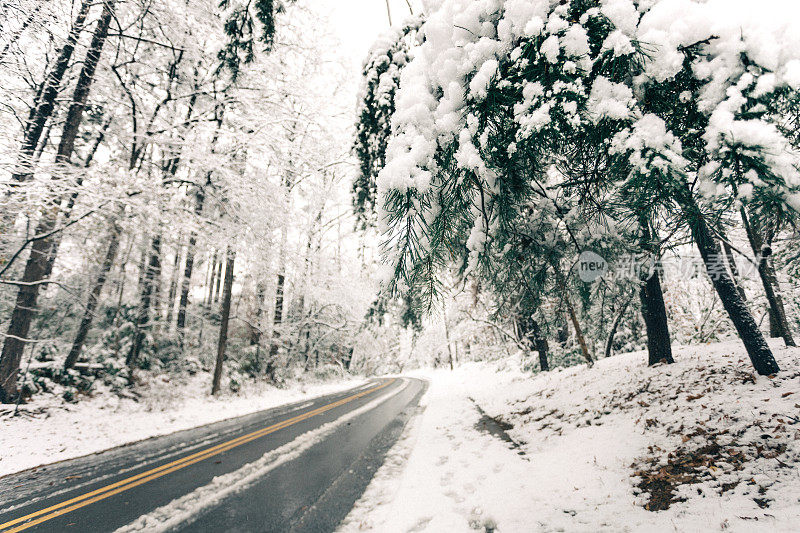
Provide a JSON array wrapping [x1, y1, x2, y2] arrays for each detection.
[[325, 0, 424, 71]]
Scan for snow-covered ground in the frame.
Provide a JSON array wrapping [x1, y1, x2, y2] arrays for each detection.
[[0, 374, 365, 477], [340, 341, 800, 532]]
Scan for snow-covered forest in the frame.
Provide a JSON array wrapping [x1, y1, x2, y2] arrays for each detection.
[[0, 0, 387, 405], [2, 0, 800, 531]]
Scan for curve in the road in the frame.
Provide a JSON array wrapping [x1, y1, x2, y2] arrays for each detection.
[[0, 377, 426, 533]]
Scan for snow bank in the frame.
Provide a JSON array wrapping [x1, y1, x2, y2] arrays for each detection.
[[340, 341, 800, 532], [0, 375, 366, 477]]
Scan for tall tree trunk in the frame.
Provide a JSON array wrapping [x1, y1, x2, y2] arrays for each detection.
[[211, 248, 236, 395], [127, 235, 160, 367], [165, 242, 182, 326], [740, 208, 795, 346], [204, 252, 216, 305], [64, 220, 121, 370], [683, 198, 779, 375], [552, 264, 592, 365], [0, 1, 114, 402], [177, 188, 205, 338], [151, 234, 163, 320], [267, 272, 285, 379], [639, 221, 674, 365], [212, 257, 223, 304], [267, 218, 289, 379]]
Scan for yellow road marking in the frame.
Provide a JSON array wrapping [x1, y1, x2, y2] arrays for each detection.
[[0, 379, 394, 533]]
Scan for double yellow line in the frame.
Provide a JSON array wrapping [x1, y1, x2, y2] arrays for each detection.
[[0, 379, 394, 533]]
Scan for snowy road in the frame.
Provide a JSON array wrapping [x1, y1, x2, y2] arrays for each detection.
[[0, 377, 426, 532]]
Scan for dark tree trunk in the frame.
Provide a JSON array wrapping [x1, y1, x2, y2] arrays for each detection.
[[684, 199, 779, 375], [638, 221, 674, 365], [722, 239, 747, 303], [640, 269, 674, 365], [64, 220, 121, 370], [556, 313, 568, 346], [0, 224, 55, 402], [0, 1, 114, 402], [740, 208, 795, 346], [127, 235, 161, 367], [769, 308, 782, 338], [0, 1, 47, 61], [211, 248, 236, 395]]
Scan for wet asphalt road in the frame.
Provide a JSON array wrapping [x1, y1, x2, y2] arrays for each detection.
[[0, 377, 426, 532]]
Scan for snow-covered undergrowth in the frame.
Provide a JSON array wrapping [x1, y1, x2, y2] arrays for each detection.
[[341, 341, 800, 532], [0, 374, 366, 478]]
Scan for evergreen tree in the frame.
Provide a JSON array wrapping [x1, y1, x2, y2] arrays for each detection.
[[376, 0, 799, 375]]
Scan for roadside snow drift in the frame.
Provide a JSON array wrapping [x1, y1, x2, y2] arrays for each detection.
[[0, 376, 365, 477], [340, 341, 800, 532]]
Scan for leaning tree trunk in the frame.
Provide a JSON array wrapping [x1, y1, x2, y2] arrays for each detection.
[[740, 208, 795, 347], [683, 198, 780, 375], [64, 220, 121, 370], [0, 1, 47, 61], [9, 0, 92, 185], [722, 239, 747, 303], [211, 247, 236, 395], [605, 291, 633, 358], [0, 1, 114, 402], [551, 264, 592, 364], [638, 221, 674, 365], [565, 298, 592, 364]]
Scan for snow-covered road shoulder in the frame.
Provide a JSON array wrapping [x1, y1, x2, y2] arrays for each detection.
[[0, 375, 366, 477], [340, 341, 800, 532]]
